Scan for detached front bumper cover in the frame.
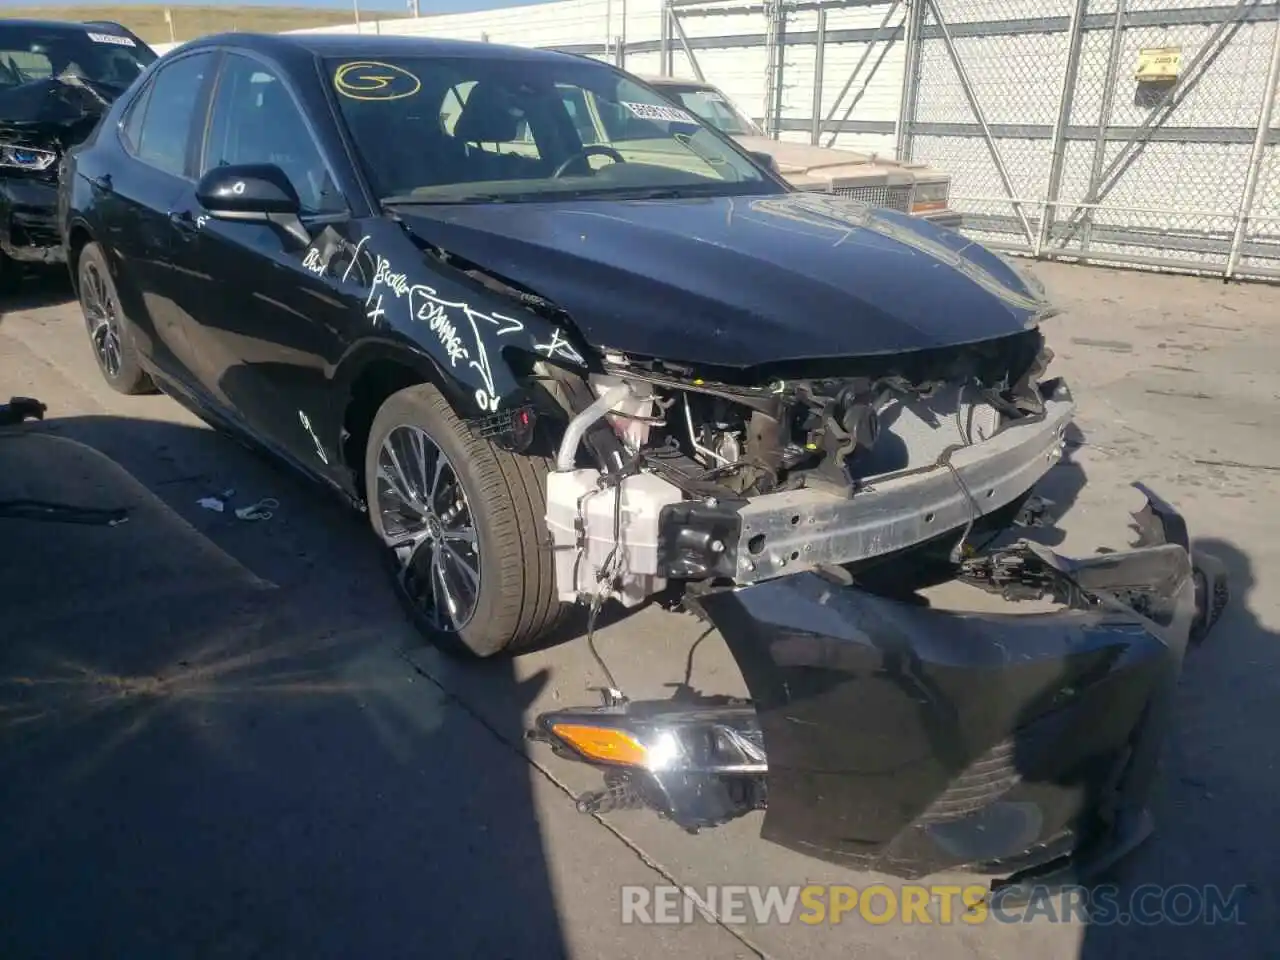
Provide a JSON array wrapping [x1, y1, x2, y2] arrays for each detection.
[[532, 484, 1226, 889]]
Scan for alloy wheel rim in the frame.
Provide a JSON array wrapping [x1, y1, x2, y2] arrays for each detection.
[[375, 425, 482, 631], [82, 262, 123, 379]]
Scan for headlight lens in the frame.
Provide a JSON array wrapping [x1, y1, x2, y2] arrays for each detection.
[[0, 145, 58, 172], [911, 178, 950, 212]]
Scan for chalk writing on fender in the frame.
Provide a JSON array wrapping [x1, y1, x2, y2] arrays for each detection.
[[361, 245, 529, 413], [413, 292, 469, 366], [534, 329, 585, 366], [302, 247, 327, 276]]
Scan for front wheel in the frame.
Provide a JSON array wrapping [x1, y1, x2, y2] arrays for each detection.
[[77, 242, 155, 395], [365, 382, 566, 657]]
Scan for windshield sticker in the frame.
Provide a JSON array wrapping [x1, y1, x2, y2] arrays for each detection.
[[86, 32, 137, 46], [620, 101, 698, 124], [703, 92, 727, 103], [334, 61, 421, 101]]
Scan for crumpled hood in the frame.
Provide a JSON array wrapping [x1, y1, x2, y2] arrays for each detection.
[[394, 191, 1052, 369], [0, 79, 112, 149]]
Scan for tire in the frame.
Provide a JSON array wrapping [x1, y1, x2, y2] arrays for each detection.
[[365, 382, 566, 658], [77, 242, 155, 395], [1189, 549, 1229, 646]]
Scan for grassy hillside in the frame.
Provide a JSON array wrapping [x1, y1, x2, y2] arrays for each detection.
[[2, 6, 401, 45]]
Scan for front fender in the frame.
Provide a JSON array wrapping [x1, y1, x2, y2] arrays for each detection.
[[344, 220, 591, 422]]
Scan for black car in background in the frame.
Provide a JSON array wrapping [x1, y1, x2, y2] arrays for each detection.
[[0, 18, 155, 288], [58, 31, 1224, 889]]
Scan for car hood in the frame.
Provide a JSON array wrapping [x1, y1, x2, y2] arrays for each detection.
[[0, 79, 115, 149], [393, 191, 1052, 369]]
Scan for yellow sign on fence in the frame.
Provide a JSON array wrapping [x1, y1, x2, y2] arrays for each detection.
[[1136, 46, 1182, 81]]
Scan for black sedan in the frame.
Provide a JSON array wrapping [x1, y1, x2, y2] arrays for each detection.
[[1, 17, 155, 287], [59, 31, 1224, 890]]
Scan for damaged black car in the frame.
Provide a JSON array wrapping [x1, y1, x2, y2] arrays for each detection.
[[0, 18, 155, 288], [59, 32, 1227, 896]]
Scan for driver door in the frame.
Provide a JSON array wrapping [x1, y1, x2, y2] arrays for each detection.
[[174, 52, 358, 478]]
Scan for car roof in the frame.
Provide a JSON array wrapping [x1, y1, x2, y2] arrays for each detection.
[[181, 30, 586, 66], [637, 74, 715, 88], [0, 18, 138, 36]]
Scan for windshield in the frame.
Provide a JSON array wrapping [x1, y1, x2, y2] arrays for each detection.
[[327, 55, 778, 203], [0, 25, 155, 94], [654, 83, 762, 137]]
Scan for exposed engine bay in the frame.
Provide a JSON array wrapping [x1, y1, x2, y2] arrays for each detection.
[[516, 326, 1069, 608], [488, 275, 1226, 892]]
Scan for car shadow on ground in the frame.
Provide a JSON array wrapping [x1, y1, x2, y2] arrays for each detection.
[[0, 270, 74, 323], [0, 419, 577, 958], [1074, 535, 1277, 956], [899, 429, 1273, 952], [995, 437, 1274, 951]]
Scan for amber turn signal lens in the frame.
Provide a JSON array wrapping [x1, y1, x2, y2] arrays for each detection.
[[910, 200, 947, 213], [551, 723, 649, 766]]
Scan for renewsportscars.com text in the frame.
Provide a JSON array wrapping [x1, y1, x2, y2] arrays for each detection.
[[621, 883, 1249, 926]]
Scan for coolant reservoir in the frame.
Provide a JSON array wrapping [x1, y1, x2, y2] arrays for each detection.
[[589, 374, 654, 452]]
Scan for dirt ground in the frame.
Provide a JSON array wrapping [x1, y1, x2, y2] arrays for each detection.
[[2, 7, 391, 45], [1, 260, 1277, 959]]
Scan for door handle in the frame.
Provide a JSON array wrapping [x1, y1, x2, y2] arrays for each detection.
[[168, 209, 199, 238], [89, 173, 112, 191]]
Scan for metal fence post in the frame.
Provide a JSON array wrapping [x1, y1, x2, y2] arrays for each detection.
[[896, 0, 925, 162], [760, 1, 787, 139], [1226, 16, 1280, 279], [619, 0, 628, 69], [660, 2, 672, 76], [1081, 0, 1128, 256], [1035, 0, 1089, 258], [926, 0, 1036, 244], [825, 0, 903, 148], [669, 12, 707, 80], [811, 8, 826, 145], [768, 2, 788, 138]]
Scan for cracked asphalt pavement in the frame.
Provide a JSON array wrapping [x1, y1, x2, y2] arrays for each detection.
[[1, 262, 1278, 959]]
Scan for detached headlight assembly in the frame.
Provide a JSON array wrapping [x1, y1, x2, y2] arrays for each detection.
[[911, 178, 950, 214], [0, 145, 58, 172]]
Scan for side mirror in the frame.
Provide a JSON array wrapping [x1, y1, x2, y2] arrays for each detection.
[[195, 163, 310, 246], [749, 150, 781, 175]]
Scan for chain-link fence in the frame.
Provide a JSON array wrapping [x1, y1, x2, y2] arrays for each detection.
[[660, 0, 1280, 280], [278, 0, 1280, 280], [898, 0, 1280, 279]]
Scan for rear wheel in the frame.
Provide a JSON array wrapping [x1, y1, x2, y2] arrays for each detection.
[[365, 382, 566, 657], [77, 242, 155, 395]]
